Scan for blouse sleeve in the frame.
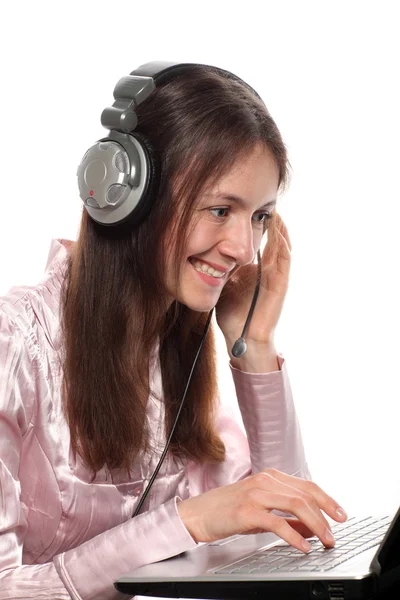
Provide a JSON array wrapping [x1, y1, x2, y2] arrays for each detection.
[[0, 310, 197, 600], [186, 354, 311, 496]]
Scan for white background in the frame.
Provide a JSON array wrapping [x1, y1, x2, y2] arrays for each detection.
[[1, 0, 399, 521]]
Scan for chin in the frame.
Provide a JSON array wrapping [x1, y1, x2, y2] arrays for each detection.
[[180, 295, 218, 313], [182, 302, 216, 313]]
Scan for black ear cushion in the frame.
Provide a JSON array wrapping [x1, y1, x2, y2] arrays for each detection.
[[116, 131, 161, 231]]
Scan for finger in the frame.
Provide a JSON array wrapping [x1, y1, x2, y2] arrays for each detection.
[[262, 219, 291, 268], [262, 468, 348, 523], [275, 229, 291, 276], [251, 490, 336, 549], [274, 213, 292, 252], [254, 511, 313, 554], [277, 229, 291, 260], [262, 214, 280, 265], [284, 518, 315, 539], [255, 472, 332, 533], [264, 230, 291, 268]]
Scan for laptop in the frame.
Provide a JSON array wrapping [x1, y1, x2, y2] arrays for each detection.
[[115, 506, 400, 599]]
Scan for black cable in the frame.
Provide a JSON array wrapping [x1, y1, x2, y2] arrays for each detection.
[[132, 308, 214, 517]]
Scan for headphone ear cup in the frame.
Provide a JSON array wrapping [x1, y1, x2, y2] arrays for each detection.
[[117, 131, 161, 231]]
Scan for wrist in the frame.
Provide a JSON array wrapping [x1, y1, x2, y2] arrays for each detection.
[[177, 498, 200, 543], [228, 339, 280, 373]]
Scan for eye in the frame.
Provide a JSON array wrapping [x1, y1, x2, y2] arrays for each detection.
[[252, 212, 272, 226], [209, 208, 273, 223], [209, 207, 230, 218]]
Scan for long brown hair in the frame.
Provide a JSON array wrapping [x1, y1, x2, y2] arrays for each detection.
[[60, 65, 290, 475]]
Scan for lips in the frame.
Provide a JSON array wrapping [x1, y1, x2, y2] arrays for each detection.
[[189, 257, 231, 273]]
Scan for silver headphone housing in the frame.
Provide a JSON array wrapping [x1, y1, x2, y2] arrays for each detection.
[[77, 130, 149, 226]]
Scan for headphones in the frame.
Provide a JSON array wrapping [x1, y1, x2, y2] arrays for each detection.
[[77, 60, 263, 362], [76, 61, 263, 228]]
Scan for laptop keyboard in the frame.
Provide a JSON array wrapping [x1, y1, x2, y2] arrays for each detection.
[[214, 515, 391, 574]]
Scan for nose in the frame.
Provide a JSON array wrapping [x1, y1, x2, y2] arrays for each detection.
[[217, 217, 256, 266]]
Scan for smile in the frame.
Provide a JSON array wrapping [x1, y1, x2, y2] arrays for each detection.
[[189, 258, 226, 278]]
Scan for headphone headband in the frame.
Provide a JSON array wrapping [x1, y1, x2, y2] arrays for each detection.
[[131, 61, 261, 98], [101, 61, 262, 133]]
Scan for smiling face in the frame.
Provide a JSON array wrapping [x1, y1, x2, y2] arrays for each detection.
[[164, 144, 280, 312]]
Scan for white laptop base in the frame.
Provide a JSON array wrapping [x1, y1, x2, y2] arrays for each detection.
[[115, 510, 400, 599]]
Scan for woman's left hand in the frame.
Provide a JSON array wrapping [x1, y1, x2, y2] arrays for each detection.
[[215, 213, 291, 354]]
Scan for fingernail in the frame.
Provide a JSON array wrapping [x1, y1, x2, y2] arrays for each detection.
[[325, 528, 335, 545], [335, 507, 347, 520], [302, 540, 312, 553]]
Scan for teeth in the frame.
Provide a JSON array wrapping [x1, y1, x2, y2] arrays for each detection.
[[191, 259, 225, 278]]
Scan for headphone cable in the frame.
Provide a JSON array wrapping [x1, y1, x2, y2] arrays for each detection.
[[132, 308, 214, 517]]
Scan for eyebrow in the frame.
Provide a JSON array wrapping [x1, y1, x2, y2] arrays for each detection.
[[205, 193, 277, 210]]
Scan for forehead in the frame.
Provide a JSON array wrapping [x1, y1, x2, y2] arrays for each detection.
[[200, 146, 279, 207]]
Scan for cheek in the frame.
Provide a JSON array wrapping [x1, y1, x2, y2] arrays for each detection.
[[185, 225, 211, 256]]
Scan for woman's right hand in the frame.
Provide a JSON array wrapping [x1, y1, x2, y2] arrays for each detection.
[[177, 468, 348, 553]]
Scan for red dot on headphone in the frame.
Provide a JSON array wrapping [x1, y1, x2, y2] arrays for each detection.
[[90, 190, 94, 196]]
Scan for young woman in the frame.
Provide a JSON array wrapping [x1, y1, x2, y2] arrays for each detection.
[[0, 62, 348, 600]]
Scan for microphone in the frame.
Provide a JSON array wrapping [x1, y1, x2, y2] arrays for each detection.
[[231, 250, 262, 358]]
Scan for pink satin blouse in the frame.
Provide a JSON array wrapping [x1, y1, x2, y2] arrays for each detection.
[[0, 239, 310, 599]]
